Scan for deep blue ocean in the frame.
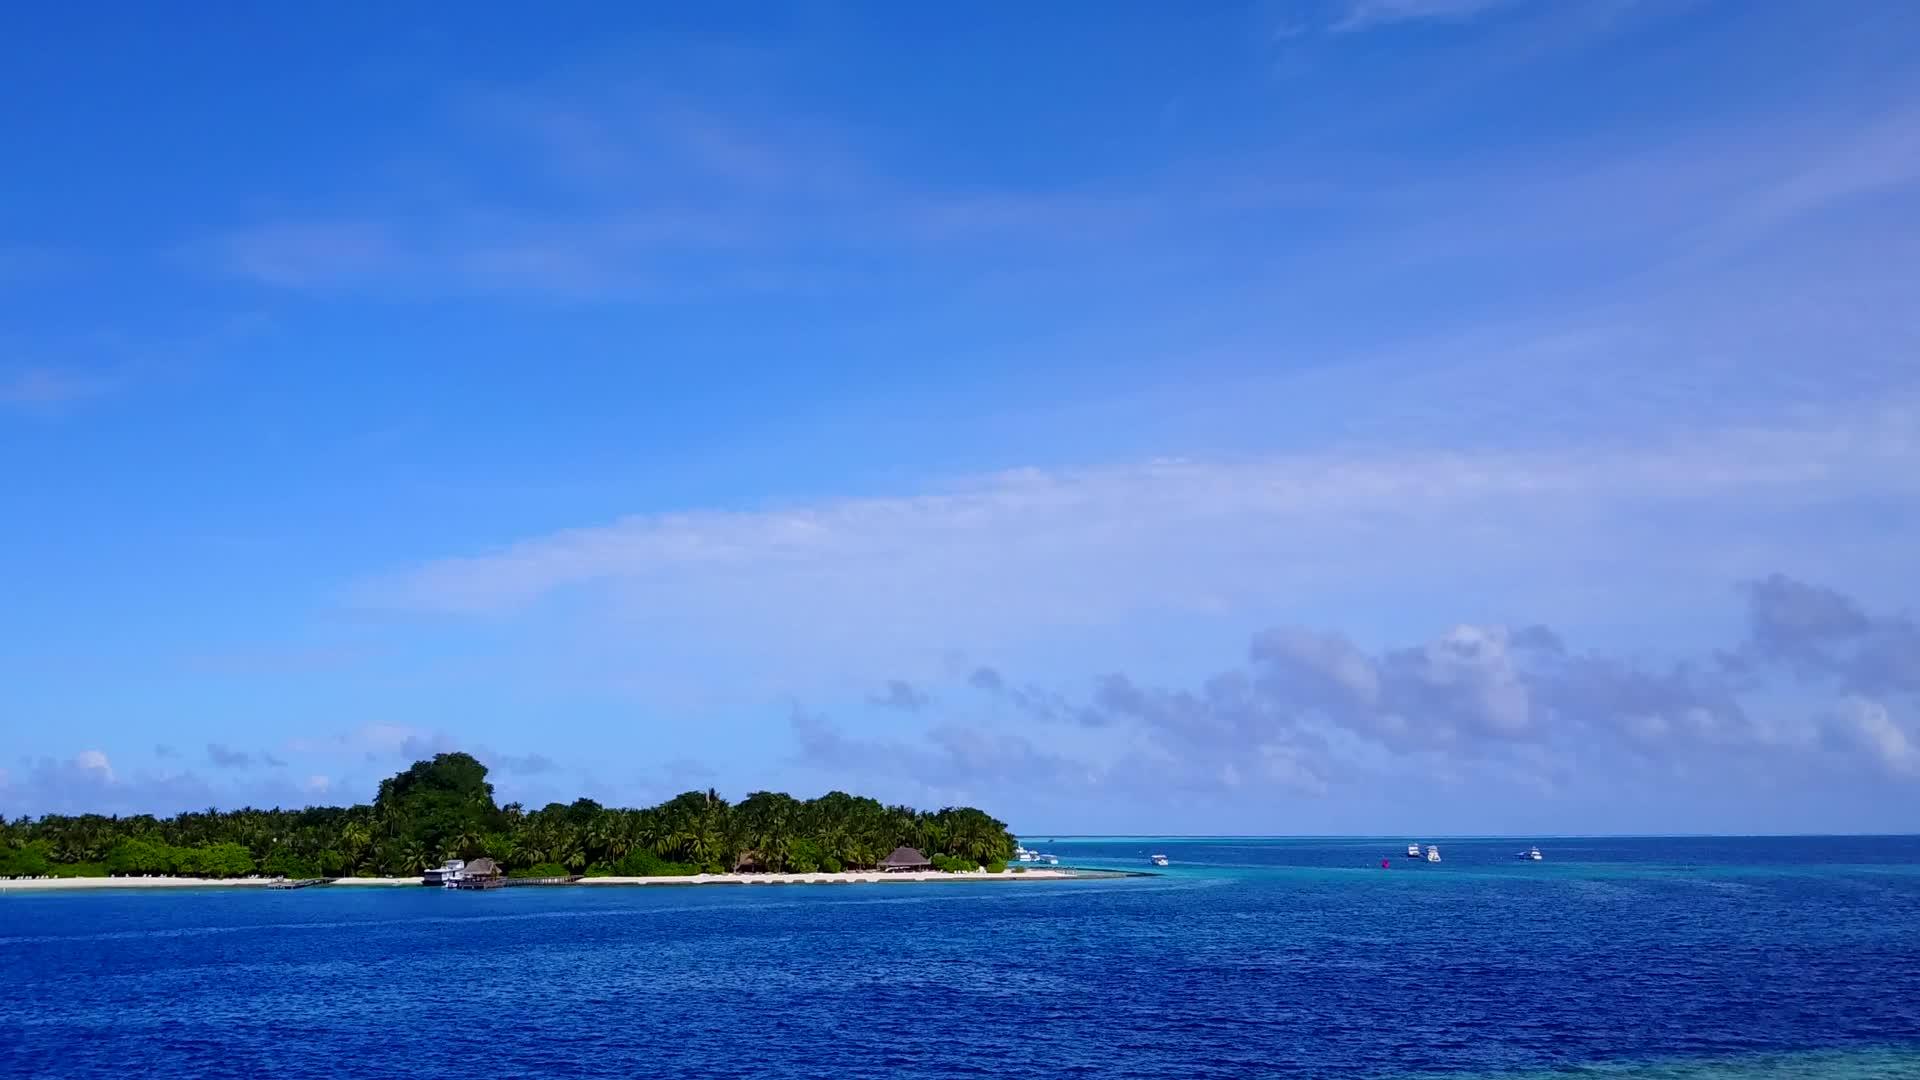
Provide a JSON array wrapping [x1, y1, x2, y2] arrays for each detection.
[[5, 836, 1919, 1079]]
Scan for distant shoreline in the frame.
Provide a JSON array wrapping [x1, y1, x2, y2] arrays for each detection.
[[0, 868, 1094, 893]]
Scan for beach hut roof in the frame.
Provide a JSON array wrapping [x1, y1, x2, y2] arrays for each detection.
[[881, 846, 930, 868], [465, 857, 500, 876]]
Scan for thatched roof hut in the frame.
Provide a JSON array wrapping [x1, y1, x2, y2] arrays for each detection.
[[880, 846, 931, 872], [464, 857, 501, 879], [733, 850, 765, 873]]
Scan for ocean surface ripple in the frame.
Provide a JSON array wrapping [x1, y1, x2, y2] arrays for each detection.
[[4, 836, 1918, 1079]]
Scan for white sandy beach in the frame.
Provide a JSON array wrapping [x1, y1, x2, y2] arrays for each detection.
[[0, 876, 279, 891], [0, 869, 1078, 892], [576, 869, 1076, 886]]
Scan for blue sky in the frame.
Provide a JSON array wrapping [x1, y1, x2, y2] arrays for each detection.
[[5, 1, 1919, 834]]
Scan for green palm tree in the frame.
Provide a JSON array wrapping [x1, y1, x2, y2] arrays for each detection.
[[453, 827, 484, 859], [636, 814, 666, 856], [584, 816, 615, 865]]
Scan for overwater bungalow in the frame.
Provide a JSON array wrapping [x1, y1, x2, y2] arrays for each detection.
[[880, 846, 932, 872]]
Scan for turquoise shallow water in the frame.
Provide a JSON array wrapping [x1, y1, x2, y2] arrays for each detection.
[[4, 836, 1918, 1078]]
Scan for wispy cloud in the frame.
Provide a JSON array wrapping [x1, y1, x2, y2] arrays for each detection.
[[217, 221, 400, 290], [281, 723, 563, 780], [206, 744, 253, 770], [196, 54, 1920, 409], [867, 680, 931, 712], [284, 723, 424, 758], [492, 752, 557, 776], [789, 707, 1094, 810], [202, 77, 1287, 301], [1332, 0, 1525, 33], [3, 316, 270, 416], [1736, 574, 1920, 697], [0, 750, 330, 817], [0, 367, 125, 410], [359, 408, 1918, 626]]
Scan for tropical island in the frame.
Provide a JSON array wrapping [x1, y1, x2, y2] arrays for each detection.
[[0, 752, 1041, 886]]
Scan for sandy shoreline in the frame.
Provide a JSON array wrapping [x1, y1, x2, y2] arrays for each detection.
[[0, 869, 1080, 892], [0, 876, 279, 891], [577, 869, 1077, 886]]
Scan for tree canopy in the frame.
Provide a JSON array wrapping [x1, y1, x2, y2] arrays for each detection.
[[1, 752, 1017, 879]]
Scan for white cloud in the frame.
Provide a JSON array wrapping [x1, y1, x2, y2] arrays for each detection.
[[302, 775, 332, 795], [1834, 697, 1920, 777], [284, 723, 428, 757], [839, 580, 1920, 828], [0, 753, 333, 817], [359, 410, 1918, 664]]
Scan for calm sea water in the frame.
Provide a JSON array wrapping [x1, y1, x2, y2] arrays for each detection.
[[4, 836, 1918, 1079]]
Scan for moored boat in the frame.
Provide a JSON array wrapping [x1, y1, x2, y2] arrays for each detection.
[[422, 859, 464, 886], [1425, 845, 1441, 863], [1149, 854, 1169, 867]]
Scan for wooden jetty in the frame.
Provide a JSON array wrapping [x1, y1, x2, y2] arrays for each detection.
[[269, 878, 329, 890]]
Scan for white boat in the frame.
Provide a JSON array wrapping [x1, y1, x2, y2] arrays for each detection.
[[1015, 842, 1059, 865], [1425, 845, 1441, 863], [422, 858, 465, 886], [1149, 854, 1169, 867], [1516, 846, 1542, 861], [1406, 842, 1422, 858]]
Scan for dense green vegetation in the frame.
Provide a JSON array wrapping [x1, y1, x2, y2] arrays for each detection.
[[1, 752, 1018, 879]]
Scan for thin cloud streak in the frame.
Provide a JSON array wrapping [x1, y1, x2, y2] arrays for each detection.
[[361, 410, 1919, 620], [203, 68, 1920, 305], [0, 367, 125, 409], [1332, 0, 1525, 33]]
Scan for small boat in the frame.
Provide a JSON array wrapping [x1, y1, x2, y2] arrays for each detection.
[[1425, 845, 1441, 863], [422, 858, 465, 887], [1149, 854, 1169, 867], [1406, 842, 1422, 859], [1516, 846, 1542, 861]]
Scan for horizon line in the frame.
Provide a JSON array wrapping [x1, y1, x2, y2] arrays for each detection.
[[1011, 832, 1920, 840]]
